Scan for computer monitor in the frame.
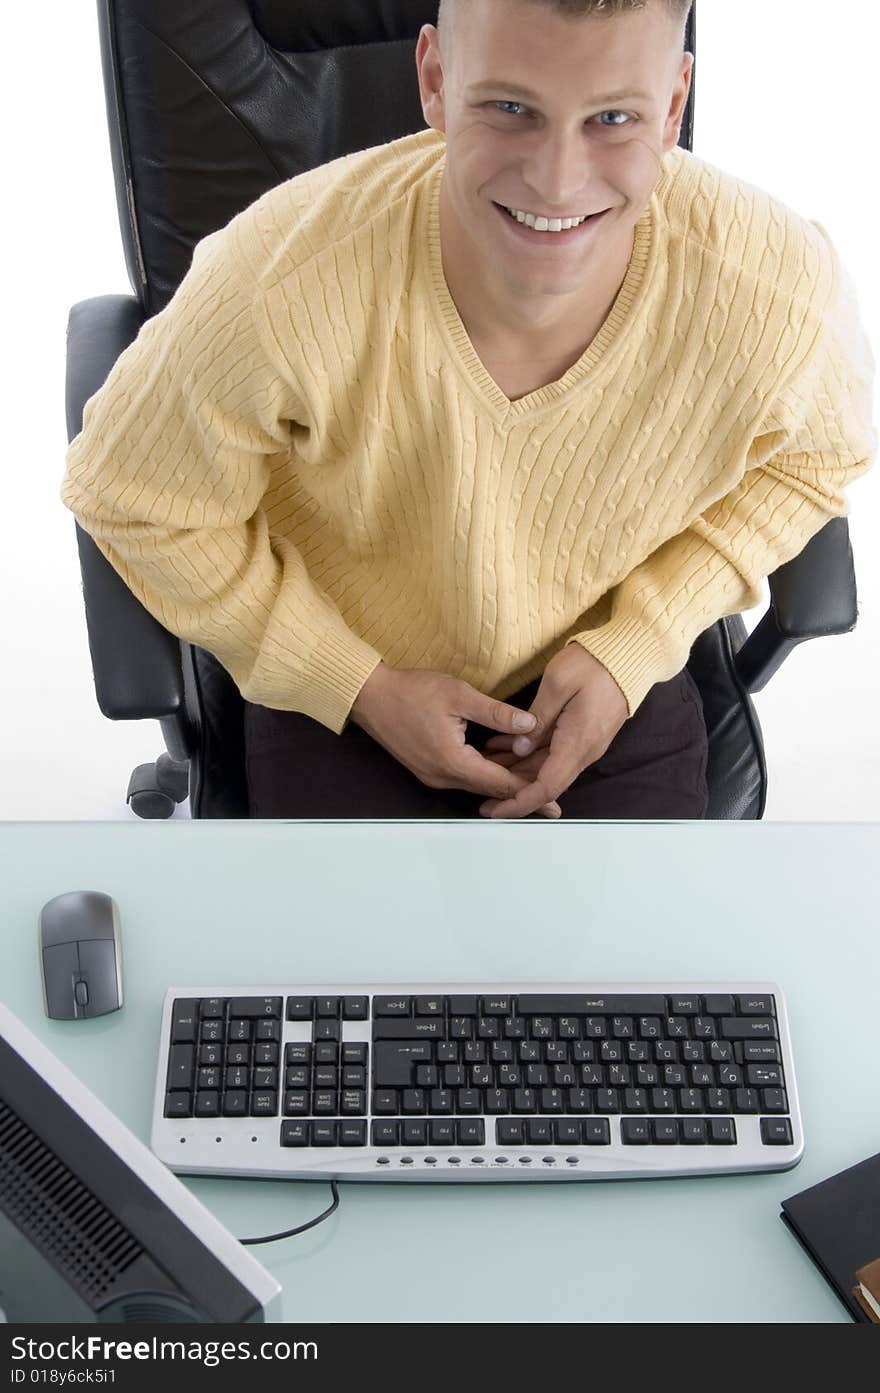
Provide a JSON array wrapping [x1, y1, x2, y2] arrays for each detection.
[[0, 1003, 282, 1323]]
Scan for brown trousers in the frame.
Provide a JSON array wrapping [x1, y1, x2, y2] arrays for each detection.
[[244, 667, 709, 819]]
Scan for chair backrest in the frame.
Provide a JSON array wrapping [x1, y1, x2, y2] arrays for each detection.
[[98, 0, 696, 317]]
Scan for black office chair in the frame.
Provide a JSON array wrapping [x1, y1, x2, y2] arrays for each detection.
[[65, 0, 858, 820]]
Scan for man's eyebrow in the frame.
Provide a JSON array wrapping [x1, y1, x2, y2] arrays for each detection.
[[466, 80, 654, 103]]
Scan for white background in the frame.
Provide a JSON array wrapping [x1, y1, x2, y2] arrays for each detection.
[[2, 0, 877, 819]]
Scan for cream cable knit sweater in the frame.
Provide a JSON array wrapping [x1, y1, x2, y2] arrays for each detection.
[[62, 128, 877, 733]]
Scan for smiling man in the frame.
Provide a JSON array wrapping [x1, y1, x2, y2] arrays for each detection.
[[62, 0, 876, 820]]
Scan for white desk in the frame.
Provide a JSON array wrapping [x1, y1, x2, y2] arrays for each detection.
[[2, 819, 877, 1323]]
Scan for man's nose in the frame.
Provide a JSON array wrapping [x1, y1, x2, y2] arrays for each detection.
[[521, 125, 593, 213]]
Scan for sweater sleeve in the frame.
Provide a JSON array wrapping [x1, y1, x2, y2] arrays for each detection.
[[60, 228, 384, 735], [568, 229, 878, 716]]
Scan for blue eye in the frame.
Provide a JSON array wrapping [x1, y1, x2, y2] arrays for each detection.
[[597, 110, 630, 127], [491, 102, 633, 127], [493, 101, 526, 116]]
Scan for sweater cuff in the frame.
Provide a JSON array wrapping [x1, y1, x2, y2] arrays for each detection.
[[566, 618, 671, 718], [294, 629, 384, 735]]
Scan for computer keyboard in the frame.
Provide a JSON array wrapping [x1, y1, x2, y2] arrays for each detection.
[[151, 982, 803, 1182]]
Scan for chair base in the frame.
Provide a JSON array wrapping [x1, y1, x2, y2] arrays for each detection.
[[127, 753, 190, 820]]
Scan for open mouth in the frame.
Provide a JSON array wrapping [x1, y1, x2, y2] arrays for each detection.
[[493, 202, 608, 242]]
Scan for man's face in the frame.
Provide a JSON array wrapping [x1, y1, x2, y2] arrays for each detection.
[[416, 0, 693, 307]]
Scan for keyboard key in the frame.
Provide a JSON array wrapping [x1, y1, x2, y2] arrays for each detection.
[[555, 1120, 582, 1146], [372, 1018, 444, 1041], [681, 1119, 707, 1144], [760, 1117, 793, 1146], [668, 996, 700, 1015], [255, 1042, 279, 1064], [311, 1122, 337, 1146], [312, 1090, 338, 1114], [497, 1119, 525, 1145], [414, 996, 444, 1016], [429, 1089, 454, 1114], [428, 1120, 455, 1146], [702, 995, 734, 1015], [166, 1044, 195, 1090], [518, 995, 666, 1015], [199, 998, 225, 1019], [734, 1089, 759, 1113], [456, 1089, 481, 1114], [253, 1066, 278, 1090], [583, 1120, 611, 1145], [314, 1021, 341, 1042], [198, 1067, 221, 1090], [621, 1119, 651, 1144], [513, 1089, 537, 1113], [251, 1091, 278, 1116], [340, 1121, 368, 1146], [227, 1020, 251, 1042], [280, 1121, 308, 1147], [678, 1088, 704, 1112], [720, 1018, 778, 1041], [709, 1118, 737, 1145], [526, 1120, 552, 1145], [652, 1119, 679, 1144], [735, 995, 775, 1017], [164, 1091, 192, 1118], [283, 1091, 309, 1116], [315, 997, 340, 1018], [372, 1089, 398, 1115], [286, 1043, 311, 1065], [226, 1044, 250, 1066], [222, 1090, 247, 1117], [313, 1066, 337, 1089], [342, 996, 369, 1020], [199, 1044, 222, 1066], [285, 1066, 309, 1089], [373, 997, 411, 1016], [458, 1120, 485, 1146], [741, 1042, 780, 1063], [373, 1042, 433, 1087], [448, 996, 478, 1015], [595, 1089, 620, 1113], [342, 1043, 368, 1066], [402, 1121, 428, 1146], [341, 1089, 366, 1115], [225, 1065, 249, 1090], [747, 1065, 784, 1087], [623, 1088, 649, 1113], [485, 1088, 510, 1114], [230, 997, 282, 1019], [285, 997, 313, 1019], [371, 1121, 400, 1146], [761, 1088, 788, 1113], [200, 1022, 224, 1043], [171, 1000, 199, 1043], [401, 1089, 426, 1114], [315, 1043, 339, 1065]]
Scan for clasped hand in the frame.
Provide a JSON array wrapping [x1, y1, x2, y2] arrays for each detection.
[[478, 643, 629, 819], [348, 645, 628, 821]]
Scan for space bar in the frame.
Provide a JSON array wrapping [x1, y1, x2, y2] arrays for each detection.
[[517, 994, 667, 1015]]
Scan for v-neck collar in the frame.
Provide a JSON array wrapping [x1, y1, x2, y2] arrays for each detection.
[[422, 157, 660, 421]]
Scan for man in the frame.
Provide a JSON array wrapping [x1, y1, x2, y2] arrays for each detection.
[[62, 0, 876, 820]]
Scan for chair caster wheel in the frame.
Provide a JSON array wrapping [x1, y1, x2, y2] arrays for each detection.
[[127, 755, 190, 819]]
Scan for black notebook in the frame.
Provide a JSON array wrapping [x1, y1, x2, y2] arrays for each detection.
[[781, 1150, 880, 1323]]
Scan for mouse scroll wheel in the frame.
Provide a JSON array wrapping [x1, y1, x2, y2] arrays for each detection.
[[74, 980, 89, 1007]]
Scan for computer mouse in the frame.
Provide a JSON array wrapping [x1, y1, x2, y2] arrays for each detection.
[[38, 891, 123, 1020]]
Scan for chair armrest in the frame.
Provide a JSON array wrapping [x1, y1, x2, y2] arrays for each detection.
[[66, 296, 191, 739], [733, 517, 857, 692]]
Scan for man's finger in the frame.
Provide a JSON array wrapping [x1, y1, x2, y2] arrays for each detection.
[[457, 686, 538, 737], [452, 743, 544, 802], [479, 740, 584, 819]]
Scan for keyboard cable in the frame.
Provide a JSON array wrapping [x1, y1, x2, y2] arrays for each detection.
[[238, 1179, 340, 1246]]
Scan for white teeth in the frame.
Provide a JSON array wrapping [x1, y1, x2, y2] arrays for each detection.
[[504, 206, 591, 232]]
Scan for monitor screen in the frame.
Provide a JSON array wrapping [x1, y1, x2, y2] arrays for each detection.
[[0, 1003, 281, 1323]]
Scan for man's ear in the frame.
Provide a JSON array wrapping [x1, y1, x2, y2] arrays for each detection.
[[415, 24, 447, 133], [663, 50, 694, 150]]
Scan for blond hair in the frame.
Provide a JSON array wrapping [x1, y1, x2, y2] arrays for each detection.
[[438, 0, 694, 49]]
